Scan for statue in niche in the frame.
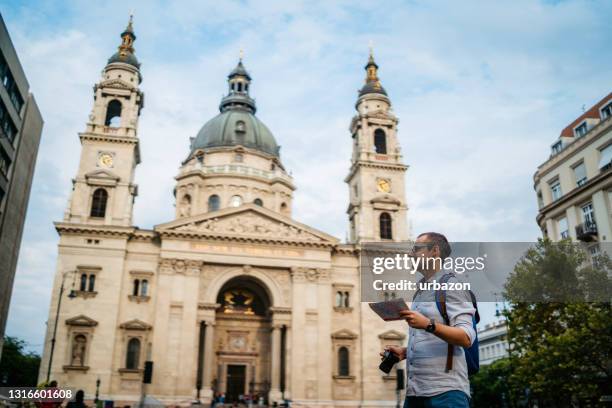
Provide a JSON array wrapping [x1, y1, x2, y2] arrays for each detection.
[[71, 334, 87, 366]]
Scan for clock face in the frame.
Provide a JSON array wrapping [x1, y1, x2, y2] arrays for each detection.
[[377, 179, 391, 193], [98, 153, 114, 168], [230, 336, 246, 350]]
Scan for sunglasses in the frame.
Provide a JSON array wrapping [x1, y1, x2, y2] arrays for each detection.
[[412, 242, 435, 251]]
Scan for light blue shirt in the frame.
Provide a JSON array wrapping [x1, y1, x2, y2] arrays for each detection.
[[405, 269, 476, 397]]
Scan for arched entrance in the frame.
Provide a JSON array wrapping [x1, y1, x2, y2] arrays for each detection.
[[213, 276, 272, 404]]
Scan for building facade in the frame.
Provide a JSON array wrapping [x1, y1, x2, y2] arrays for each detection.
[[38, 20, 411, 407], [477, 320, 509, 366], [0, 13, 43, 357], [534, 92, 612, 246]]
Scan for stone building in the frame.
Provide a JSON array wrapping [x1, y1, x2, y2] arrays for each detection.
[[0, 13, 43, 357], [39, 19, 411, 407], [534, 92, 612, 246]]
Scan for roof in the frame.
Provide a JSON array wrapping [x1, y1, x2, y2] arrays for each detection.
[[559, 92, 612, 138]]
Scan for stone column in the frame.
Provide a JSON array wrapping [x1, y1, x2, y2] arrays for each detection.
[[269, 324, 282, 403], [202, 320, 215, 399]]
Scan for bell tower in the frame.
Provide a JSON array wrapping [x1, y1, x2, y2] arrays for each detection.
[[63, 16, 144, 227], [345, 50, 410, 243]]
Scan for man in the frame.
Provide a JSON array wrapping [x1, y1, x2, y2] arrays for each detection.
[[382, 232, 476, 408]]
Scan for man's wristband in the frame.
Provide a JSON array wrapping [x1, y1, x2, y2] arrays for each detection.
[[425, 318, 436, 333]]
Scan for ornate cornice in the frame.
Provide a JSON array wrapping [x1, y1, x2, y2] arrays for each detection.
[[289, 267, 332, 282], [158, 258, 203, 275], [55, 222, 135, 238]]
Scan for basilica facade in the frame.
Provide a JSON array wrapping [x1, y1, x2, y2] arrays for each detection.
[[38, 19, 411, 407]]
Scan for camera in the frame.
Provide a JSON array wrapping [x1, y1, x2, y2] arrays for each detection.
[[379, 349, 400, 373]]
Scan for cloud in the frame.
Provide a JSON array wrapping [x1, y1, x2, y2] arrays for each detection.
[[3, 0, 612, 351]]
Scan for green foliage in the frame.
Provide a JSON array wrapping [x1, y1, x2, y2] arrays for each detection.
[[502, 239, 612, 407], [0, 336, 41, 386], [471, 358, 517, 408]]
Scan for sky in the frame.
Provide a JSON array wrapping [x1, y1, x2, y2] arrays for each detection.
[[2, 0, 611, 354]]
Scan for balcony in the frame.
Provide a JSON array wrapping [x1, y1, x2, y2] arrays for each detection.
[[575, 221, 598, 242]]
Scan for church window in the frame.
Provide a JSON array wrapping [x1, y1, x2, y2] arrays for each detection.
[[132, 279, 140, 296], [237, 82, 243, 92], [280, 202, 288, 215], [104, 99, 122, 127], [141, 280, 148, 296], [374, 129, 387, 154], [335, 292, 343, 307], [208, 194, 220, 212], [88, 275, 95, 292], [125, 338, 141, 369], [80, 273, 96, 292], [344, 291, 350, 307], [254, 198, 263, 206], [338, 347, 349, 376], [90, 188, 108, 218], [229, 195, 243, 208], [380, 212, 392, 239]]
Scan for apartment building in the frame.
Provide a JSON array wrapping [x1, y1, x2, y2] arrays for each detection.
[[534, 92, 612, 247]]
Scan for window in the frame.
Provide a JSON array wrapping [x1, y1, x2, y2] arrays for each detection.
[[582, 202, 595, 224], [558, 217, 569, 239], [550, 180, 562, 201], [80, 273, 87, 291], [229, 195, 242, 208], [90, 188, 108, 218], [0, 147, 10, 179], [132, 279, 148, 296], [0, 101, 17, 143], [379, 212, 392, 239], [208, 194, 220, 212], [141, 280, 148, 296], [234, 153, 243, 162], [79, 273, 96, 292], [551, 140, 563, 155], [601, 102, 612, 119], [537, 191, 544, 208], [573, 162, 587, 186], [598, 144, 612, 170], [235, 120, 246, 133], [179, 194, 191, 217], [575, 122, 588, 137], [338, 347, 349, 376], [253, 198, 263, 206], [104, 100, 122, 127], [126, 338, 141, 369], [374, 129, 387, 154], [335, 291, 350, 308]]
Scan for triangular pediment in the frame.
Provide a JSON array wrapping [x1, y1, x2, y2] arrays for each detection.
[[66, 315, 98, 327], [119, 319, 152, 331], [156, 203, 338, 245], [85, 169, 120, 181], [370, 193, 401, 205], [331, 329, 358, 340], [378, 330, 406, 341]]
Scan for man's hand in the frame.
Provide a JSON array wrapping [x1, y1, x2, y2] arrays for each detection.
[[379, 345, 406, 361], [399, 310, 429, 330]]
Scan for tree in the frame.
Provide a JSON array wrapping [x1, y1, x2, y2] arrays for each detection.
[[0, 336, 41, 386], [503, 239, 612, 407], [471, 357, 517, 408]]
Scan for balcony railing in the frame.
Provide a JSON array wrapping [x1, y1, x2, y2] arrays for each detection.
[[575, 221, 598, 242]]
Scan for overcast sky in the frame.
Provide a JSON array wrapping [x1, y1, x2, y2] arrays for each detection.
[[2, 0, 611, 353]]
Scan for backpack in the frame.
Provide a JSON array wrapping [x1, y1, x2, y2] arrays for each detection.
[[413, 272, 480, 375]]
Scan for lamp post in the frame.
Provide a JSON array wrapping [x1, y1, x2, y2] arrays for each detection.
[[46, 270, 76, 383], [95, 377, 101, 404]]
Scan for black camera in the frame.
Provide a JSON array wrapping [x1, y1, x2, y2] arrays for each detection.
[[379, 349, 400, 373]]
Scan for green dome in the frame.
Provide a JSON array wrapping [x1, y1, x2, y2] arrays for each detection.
[[107, 51, 140, 68], [191, 110, 280, 157]]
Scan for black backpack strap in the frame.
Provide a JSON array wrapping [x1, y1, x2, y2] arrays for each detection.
[[436, 273, 455, 372]]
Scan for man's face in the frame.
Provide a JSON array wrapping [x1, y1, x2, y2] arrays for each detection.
[[411, 235, 439, 272]]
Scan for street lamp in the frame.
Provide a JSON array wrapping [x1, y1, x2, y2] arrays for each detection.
[[46, 270, 76, 383]]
